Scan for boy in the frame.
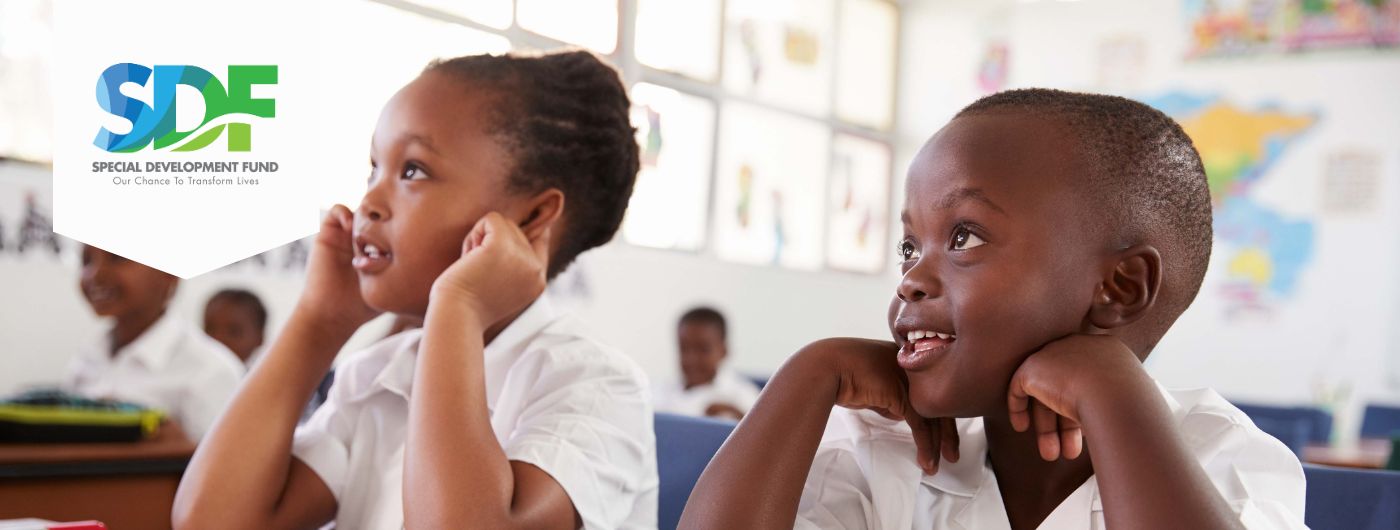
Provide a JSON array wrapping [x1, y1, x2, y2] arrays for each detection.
[[202, 288, 267, 365], [655, 307, 761, 420], [682, 89, 1306, 529], [173, 51, 657, 529], [67, 245, 245, 442]]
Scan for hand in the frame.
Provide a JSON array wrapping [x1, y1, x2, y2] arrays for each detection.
[[299, 205, 381, 331], [804, 338, 960, 474], [430, 212, 550, 329], [1006, 333, 1148, 461]]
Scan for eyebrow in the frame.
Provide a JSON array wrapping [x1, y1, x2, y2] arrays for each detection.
[[903, 186, 1008, 224], [404, 133, 441, 155]]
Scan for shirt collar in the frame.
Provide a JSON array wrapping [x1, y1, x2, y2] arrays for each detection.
[[355, 294, 561, 409], [87, 311, 184, 370]]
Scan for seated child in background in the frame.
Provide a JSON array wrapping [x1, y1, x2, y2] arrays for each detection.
[[66, 245, 245, 442], [655, 307, 760, 420], [682, 89, 1306, 529], [173, 50, 657, 530], [202, 288, 267, 366]]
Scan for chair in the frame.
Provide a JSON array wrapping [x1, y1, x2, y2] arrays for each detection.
[[745, 374, 770, 390], [1303, 464, 1400, 530], [1251, 416, 1310, 457], [654, 413, 736, 530], [1233, 402, 1333, 444], [1361, 404, 1400, 439]]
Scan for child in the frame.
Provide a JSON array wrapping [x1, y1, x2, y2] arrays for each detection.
[[682, 89, 1306, 529], [66, 245, 245, 442], [202, 288, 267, 365], [654, 307, 760, 420], [172, 50, 657, 530]]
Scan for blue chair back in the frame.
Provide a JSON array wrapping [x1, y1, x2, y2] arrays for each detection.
[[1361, 404, 1400, 439], [1304, 464, 1400, 530], [1234, 402, 1333, 444], [654, 413, 735, 530], [1252, 416, 1310, 457], [745, 374, 770, 390]]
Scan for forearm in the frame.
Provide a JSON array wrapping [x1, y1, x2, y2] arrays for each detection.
[[173, 307, 355, 528], [1080, 371, 1242, 530], [404, 295, 516, 528], [679, 345, 840, 529]]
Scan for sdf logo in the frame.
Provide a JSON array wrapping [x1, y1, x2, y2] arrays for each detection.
[[94, 64, 277, 153]]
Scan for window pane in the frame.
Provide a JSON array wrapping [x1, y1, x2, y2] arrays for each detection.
[[621, 84, 715, 250], [834, 0, 896, 130], [316, 0, 511, 209], [0, 0, 53, 162], [518, 0, 617, 54], [406, 0, 513, 29], [722, 0, 835, 115], [826, 134, 890, 273], [635, 0, 720, 81], [713, 103, 829, 270]]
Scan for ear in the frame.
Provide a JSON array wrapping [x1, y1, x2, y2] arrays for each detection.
[[516, 188, 565, 242], [1087, 244, 1162, 330]]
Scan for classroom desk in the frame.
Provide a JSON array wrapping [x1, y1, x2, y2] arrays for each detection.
[[1302, 438, 1392, 469], [0, 422, 194, 530]]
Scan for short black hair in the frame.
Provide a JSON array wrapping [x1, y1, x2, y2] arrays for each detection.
[[955, 88, 1213, 328], [679, 306, 727, 340], [206, 288, 267, 331], [424, 49, 639, 279]]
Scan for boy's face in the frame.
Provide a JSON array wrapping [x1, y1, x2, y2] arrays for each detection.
[[678, 321, 726, 388], [79, 245, 177, 320], [889, 113, 1107, 419], [353, 72, 519, 316], [203, 298, 264, 362]]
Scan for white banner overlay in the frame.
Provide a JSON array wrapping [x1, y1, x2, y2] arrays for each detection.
[[52, 0, 320, 278]]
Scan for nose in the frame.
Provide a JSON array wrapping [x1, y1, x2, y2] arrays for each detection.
[[358, 175, 391, 222], [897, 260, 940, 303]]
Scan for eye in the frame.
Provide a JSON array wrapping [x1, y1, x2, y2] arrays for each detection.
[[951, 226, 987, 250], [896, 238, 921, 262], [401, 163, 427, 181]]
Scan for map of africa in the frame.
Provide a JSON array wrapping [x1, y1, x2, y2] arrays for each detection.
[[1147, 92, 1317, 314]]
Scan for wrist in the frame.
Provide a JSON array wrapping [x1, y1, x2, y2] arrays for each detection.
[[1072, 362, 1157, 431]]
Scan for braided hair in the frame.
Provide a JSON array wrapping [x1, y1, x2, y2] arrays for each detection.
[[425, 50, 640, 278]]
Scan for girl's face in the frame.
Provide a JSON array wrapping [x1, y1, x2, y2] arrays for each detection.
[[888, 113, 1105, 420], [79, 245, 177, 320], [352, 71, 520, 317]]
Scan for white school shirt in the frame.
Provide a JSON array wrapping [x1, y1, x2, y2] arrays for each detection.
[[795, 383, 1308, 530], [63, 312, 245, 442], [654, 366, 762, 417], [291, 295, 659, 530]]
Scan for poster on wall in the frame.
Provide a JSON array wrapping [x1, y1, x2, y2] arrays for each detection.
[[722, 0, 835, 116], [826, 134, 891, 274], [621, 83, 715, 251], [712, 103, 828, 270], [1186, 0, 1400, 58]]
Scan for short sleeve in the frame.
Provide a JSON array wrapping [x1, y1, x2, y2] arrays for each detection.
[[176, 361, 241, 442], [500, 347, 657, 530], [1181, 409, 1309, 530], [795, 444, 877, 530], [291, 375, 354, 502]]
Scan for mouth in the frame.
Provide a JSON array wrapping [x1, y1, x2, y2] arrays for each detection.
[[85, 285, 119, 304], [893, 325, 957, 371], [352, 234, 393, 274]]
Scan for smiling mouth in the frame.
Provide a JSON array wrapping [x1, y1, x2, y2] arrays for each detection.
[[85, 285, 118, 304], [352, 237, 393, 273], [898, 329, 956, 370]]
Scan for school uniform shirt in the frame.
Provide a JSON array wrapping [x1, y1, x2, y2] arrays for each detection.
[[794, 382, 1308, 529], [654, 365, 762, 418], [63, 312, 246, 442], [291, 294, 659, 530]]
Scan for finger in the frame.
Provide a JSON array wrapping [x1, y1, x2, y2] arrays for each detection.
[[1060, 416, 1084, 460], [463, 215, 490, 254], [1032, 399, 1061, 461], [939, 417, 960, 463], [1007, 377, 1032, 433], [905, 416, 936, 475]]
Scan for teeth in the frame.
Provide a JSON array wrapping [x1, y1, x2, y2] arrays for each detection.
[[364, 244, 384, 258], [906, 330, 956, 342]]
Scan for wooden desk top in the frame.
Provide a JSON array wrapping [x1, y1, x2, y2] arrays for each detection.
[[1302, 438, 1392, 469], [0, 422, 194, 478]]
